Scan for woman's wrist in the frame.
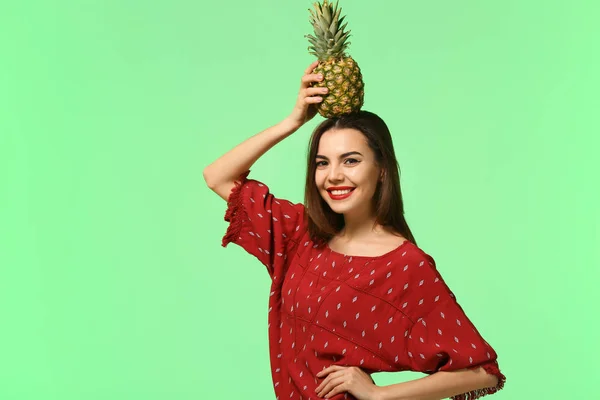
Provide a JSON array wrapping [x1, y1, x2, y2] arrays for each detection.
[[373, 385, 387, 400], [280, 116, 303, 133]]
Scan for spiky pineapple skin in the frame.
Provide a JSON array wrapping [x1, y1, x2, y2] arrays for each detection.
[[312, 56, 364, 118]]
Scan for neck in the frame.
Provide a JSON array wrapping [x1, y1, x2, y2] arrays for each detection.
[[339, 208, 386, 242]]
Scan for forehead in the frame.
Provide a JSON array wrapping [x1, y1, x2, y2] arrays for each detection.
[[317, 128, 368, 154]]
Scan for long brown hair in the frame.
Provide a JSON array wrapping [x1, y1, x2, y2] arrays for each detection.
[[303, 110, 417, 247]]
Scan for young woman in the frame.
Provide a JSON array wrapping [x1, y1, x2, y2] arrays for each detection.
[[203, 61, 506, 400]]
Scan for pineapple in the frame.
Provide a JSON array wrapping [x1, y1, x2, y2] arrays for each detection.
[[306, 0, 364, 118]]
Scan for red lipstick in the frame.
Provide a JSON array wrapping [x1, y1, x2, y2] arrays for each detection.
[[327, 187, 356, 200]]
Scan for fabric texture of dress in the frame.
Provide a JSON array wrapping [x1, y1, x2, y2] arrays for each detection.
[[221, 170, 506, 400]]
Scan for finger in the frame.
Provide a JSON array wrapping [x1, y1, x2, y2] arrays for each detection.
[[316, 369, 345, 392], [301, 72, 322, 83], [304, 60, 320, 75], [317, 365, 344, 377], [304, 96, 323, 104], [315, 371, 333, 392], [319, 377, 346, 398], [301, 73, 324, 87], [324, 383, 346, 399], [315, 370, 335, 391], [305, 86, 328, 96]]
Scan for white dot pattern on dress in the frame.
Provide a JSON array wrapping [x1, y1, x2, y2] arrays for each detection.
[[220, 173, 506, 400]]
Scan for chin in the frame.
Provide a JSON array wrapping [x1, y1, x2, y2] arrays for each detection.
[[328, 202, 352, 213]]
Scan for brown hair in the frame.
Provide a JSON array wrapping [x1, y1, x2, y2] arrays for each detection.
[[303, 110, 417, 247]]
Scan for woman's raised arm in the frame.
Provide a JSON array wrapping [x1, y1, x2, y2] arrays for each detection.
[[203, 61, 327, 201]]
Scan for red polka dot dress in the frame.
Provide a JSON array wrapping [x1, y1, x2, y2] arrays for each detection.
[[221, 171, 506, 400]]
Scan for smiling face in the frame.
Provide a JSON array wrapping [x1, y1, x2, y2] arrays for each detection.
[[315, 128, 383, 217]]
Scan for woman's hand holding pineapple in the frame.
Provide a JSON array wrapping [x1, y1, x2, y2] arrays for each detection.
[[284, 60, 329, 131]]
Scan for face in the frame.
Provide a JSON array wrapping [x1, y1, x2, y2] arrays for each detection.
[[314, 128, 383, 217]]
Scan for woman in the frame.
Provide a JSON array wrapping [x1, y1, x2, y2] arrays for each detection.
[[203, 61, 506, 400]]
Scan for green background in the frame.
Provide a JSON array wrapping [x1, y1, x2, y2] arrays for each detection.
[[1, 0, 598, 398]]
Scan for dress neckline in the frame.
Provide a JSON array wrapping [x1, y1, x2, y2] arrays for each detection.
[[325, 239, 410, 260]]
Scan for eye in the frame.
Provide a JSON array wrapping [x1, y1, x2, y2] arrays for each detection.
[[316, 158, 359, 167]]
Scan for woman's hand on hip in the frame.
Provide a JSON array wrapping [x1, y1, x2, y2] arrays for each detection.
[[315, 365, 382, 400]]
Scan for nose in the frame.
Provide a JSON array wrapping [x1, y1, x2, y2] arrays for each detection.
[[327, 163, 345, 182]]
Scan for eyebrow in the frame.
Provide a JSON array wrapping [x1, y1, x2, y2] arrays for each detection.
[[315, 151, 363, 160]]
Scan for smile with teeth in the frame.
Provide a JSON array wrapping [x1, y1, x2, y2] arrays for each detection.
[[327, 187, 356, 200]]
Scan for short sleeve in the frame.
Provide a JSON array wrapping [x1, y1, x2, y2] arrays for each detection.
[[221, 170, 306, 279], [406, 295, 506, 399]]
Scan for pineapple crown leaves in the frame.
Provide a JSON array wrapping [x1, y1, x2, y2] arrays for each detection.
[[305, 0, 352, 60]]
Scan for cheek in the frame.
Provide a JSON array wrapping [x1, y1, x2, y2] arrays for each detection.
[[346, 168, 368, 183], [314, 172, 327, 190], [314, 171, 323, 183]]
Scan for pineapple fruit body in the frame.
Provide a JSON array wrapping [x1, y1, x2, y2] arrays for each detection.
[[313, 56, 364, 118]]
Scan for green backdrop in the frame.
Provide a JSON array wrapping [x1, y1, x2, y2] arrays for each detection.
[[1, 1, 598, 399]]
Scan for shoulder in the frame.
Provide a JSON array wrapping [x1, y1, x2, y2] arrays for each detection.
[[385, 242, 452, 294], [403, 243, 447, 284], [384, 241, 437, 273]]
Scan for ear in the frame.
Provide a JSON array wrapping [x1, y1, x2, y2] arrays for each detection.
[[379, 169, 385, 181]]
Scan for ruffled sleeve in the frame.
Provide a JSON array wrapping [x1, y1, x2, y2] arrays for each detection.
[[221, 170, 306, 280], [405, 294, 506, 399]]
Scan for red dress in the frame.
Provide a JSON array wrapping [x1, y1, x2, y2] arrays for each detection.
[[221, 171, 506, 400]]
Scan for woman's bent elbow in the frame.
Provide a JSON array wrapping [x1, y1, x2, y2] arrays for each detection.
[[203, 167, 216, 189]]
